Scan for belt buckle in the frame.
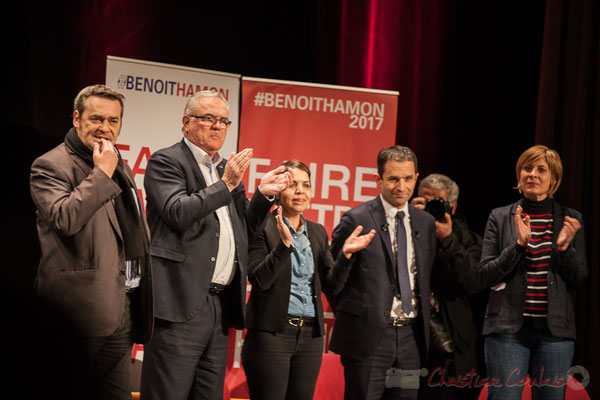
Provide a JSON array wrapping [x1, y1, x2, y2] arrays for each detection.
[[390, 317, 410, 327], [288, 317, 303, 327]]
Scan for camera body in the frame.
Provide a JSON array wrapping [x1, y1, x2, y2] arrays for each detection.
[[424, 197, 452, 222]]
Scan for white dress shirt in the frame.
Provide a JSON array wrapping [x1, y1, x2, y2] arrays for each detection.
[[380, 195, 419, 318], [184, 137, 236, 286], [124, 186, 143, 289]]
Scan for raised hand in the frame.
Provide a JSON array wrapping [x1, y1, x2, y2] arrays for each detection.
[[515, 205, 531, 247], [342, 225, 376, 259], [435, 212, 453, 242], [556, 216, 581, 252], [93, 139, 118, 178], [258, 165, 292, 197], [275, 206, 293, 248], [410, 196, 426, 211], [222, 148, 253, 191]]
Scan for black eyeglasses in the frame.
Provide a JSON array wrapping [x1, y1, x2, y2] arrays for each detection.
[[188, 114, 232, 128]]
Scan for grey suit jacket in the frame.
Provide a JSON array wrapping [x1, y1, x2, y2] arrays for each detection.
[[329, 196, 436, 360], [30, 143, 154, 343], [144, 139, 273, 328]]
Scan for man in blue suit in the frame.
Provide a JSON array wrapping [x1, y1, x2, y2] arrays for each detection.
[[330, 146, 436, 399], [140, 90, 291, 400]]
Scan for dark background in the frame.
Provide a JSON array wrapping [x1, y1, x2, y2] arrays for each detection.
[[3, 0, 598, 397]]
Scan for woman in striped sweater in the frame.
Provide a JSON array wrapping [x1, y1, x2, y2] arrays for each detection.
[[479, 145, 587, 399]]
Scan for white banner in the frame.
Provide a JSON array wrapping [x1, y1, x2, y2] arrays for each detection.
[[105, 56, 241, 209]]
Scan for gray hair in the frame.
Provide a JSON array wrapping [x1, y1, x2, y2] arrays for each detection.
[[377, 146, 418, 176], [184, 90, 230, 115], [418, 173, 459, 203], [73, 84, 125, 117]]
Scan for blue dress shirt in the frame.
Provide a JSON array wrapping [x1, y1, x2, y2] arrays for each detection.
[[284, 216, 316, 317]]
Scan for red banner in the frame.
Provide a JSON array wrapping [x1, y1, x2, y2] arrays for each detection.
[[223, 77, 397, 399], [240, 77, 398, 234]]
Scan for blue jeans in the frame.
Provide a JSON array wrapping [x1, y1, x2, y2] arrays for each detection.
[[484, 328, 574, 400]]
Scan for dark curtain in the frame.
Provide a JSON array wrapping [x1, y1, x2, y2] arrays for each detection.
[[331, 0, 599, 396], [535, 0, 600, 397], [331, 0, 548, 235], [4, 0, 598, 397], [336, 0, 454, 173]]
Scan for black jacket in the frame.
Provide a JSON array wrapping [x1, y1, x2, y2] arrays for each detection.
[[479, 200, 587, 339], [144, 139, 273, 327], [246, 212, 353, 336], [329, 198, 435, 361], [430, 213, 486, 375]]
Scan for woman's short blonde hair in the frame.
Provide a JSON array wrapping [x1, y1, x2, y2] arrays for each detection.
[[515, 145, 563, 198]]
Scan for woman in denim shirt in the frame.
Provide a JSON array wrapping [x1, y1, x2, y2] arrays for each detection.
[[242, 159, 374, 400]]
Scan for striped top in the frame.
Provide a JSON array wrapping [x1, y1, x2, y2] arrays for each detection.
[[521, 197, 553, 322]]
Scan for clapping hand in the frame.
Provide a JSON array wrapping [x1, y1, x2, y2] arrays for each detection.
[[515, 205, 531, 247], [556, 216, 581, 252], [275, 206, 293, 248], [342, 225, 376, 259], [222, 148, 253, 191]]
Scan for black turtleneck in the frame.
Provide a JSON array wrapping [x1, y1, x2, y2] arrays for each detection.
[[521, 196, 553, 215]]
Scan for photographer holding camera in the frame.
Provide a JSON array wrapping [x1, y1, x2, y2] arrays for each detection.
[[411, 173, 487, 400]]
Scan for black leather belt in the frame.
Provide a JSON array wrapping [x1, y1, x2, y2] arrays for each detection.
[[209, 282, 225, 295], [287, 315, 316, 327], [387, 317, 415, 327]]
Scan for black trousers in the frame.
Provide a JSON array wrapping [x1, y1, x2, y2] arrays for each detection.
[[140, 293, 229, 400], [242, 323, 324, 400], [341, 324, 422, 400], [80, 292, 135, 400]]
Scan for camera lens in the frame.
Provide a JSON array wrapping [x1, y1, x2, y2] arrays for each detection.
[[424, 198, 448, 222]]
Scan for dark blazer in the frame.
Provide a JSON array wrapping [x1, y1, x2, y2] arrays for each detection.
[[328, 196, 436, 361], [479, 199, 588, 339], [246, 212, 353, 336], [430, 213, 486, 375], [30, 142, 154, 343], [144, 139, 272, 328]]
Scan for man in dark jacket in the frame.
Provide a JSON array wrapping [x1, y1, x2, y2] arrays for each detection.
[[411, 173, 487, 400], [329, 146, 436, 400], [140, 90, 291, 400]]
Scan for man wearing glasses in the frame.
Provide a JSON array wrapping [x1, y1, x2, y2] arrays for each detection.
[[140, 90, 291, 400]]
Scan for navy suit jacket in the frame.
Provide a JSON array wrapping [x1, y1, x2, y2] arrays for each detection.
[[144, 139, 273, 328], [329, 196, 436, 361]]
